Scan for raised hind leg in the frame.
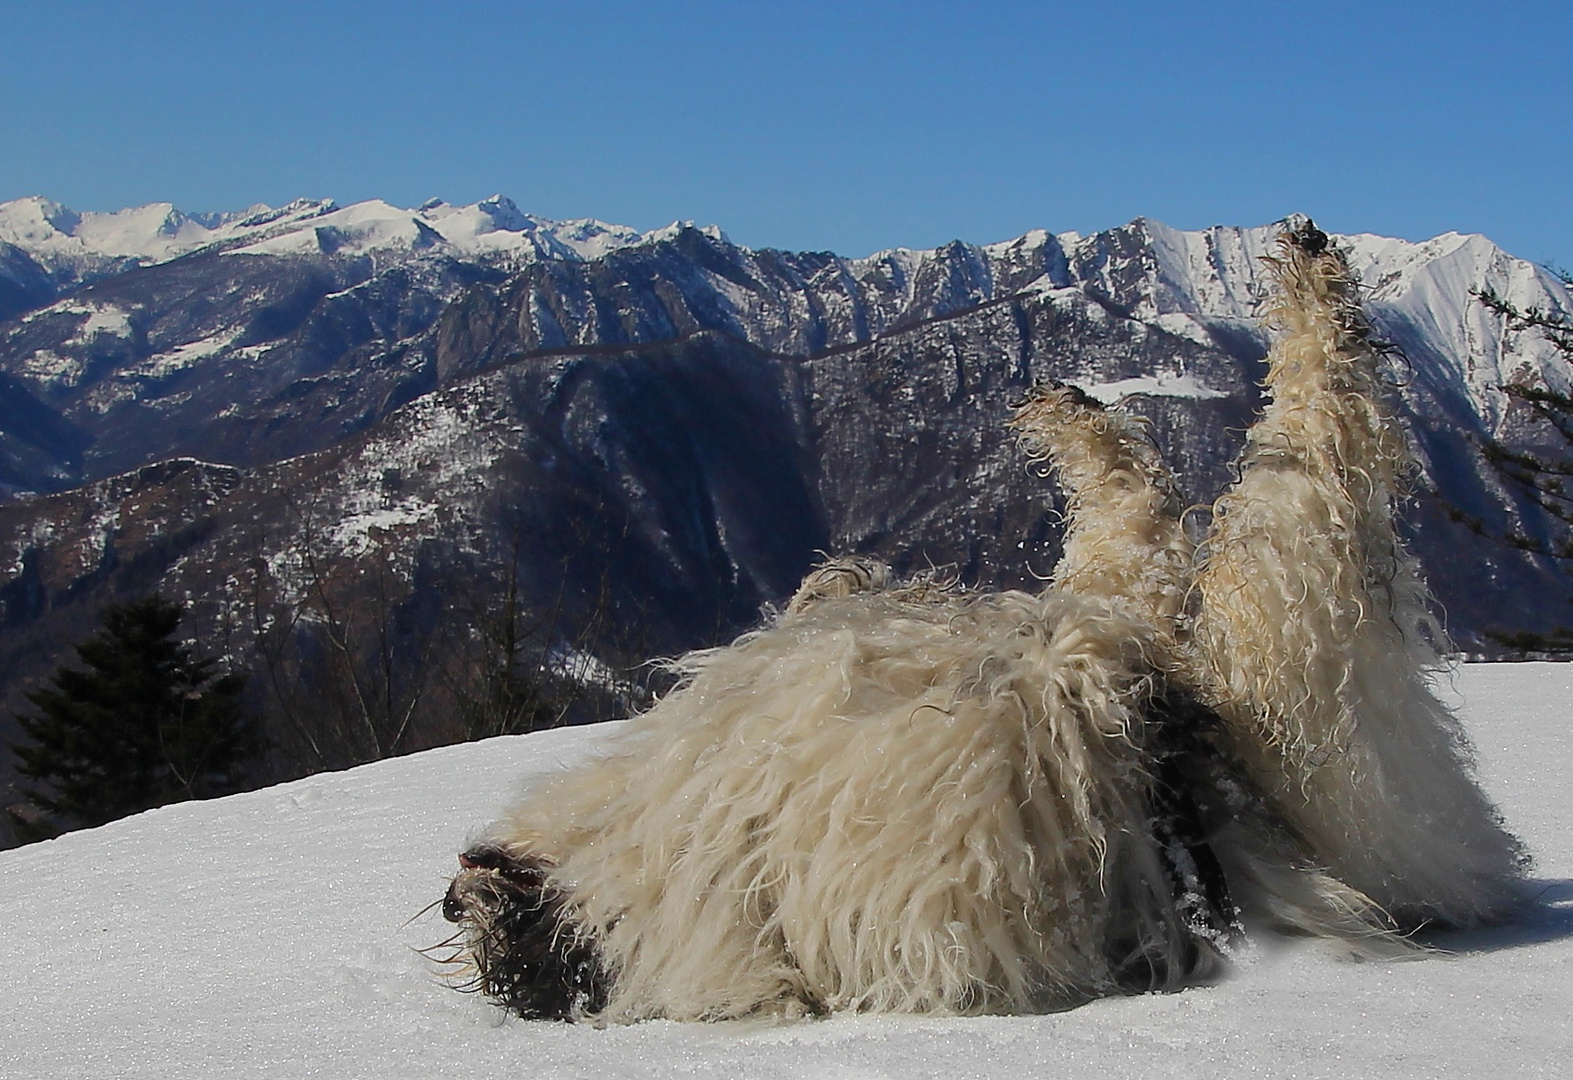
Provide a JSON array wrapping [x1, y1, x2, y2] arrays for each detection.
[[1190, 219, 1526, 928], [1011, 382, 1402, 957], [1015, 384, 1254, 973], [1011, 381, 1193, 645]]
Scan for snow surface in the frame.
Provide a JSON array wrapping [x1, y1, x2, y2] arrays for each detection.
[[1, 662, 1569, 1077]]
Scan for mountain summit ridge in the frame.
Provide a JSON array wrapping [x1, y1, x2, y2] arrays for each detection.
[[0, 194, 672, 272]]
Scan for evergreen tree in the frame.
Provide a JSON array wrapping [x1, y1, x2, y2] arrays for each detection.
[[457, 554, 571, 741], [1472, 278, 1573, 560], [1459, 279, 1573, 652], [10, 595, 259, 833]]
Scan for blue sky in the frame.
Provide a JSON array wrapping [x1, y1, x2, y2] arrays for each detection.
[[2, 1, 1568, 262]]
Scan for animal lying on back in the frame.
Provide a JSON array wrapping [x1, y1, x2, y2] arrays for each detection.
[[437, 220, 1528, 1022]]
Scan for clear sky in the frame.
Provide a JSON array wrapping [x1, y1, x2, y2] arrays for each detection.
[[1, 0, 1568, 263]]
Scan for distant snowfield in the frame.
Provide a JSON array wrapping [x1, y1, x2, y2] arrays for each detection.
[[2, 663, 1569, 1079]]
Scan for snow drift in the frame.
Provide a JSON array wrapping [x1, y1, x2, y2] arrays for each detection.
[[1, 663, 1569, 1079]]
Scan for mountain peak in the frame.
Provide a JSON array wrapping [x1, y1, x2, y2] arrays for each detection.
[[474, 194, 528, 230]]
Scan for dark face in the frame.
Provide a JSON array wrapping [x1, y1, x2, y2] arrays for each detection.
[[439, 844, 609, 1020], [442, 844, 545, 923]]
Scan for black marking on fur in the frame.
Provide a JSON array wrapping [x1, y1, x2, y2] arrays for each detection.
[[1150, 692, 1242, 934], [1286, 216, 1329, 255], [1105, 691, 1242, 992], [443, 844, 610, 1020]]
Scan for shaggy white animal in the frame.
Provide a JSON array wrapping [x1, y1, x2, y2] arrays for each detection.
[[440, 220, 1526, 1022], [494, 588, 1220, 1020], [443, 380, 1232, 1019]]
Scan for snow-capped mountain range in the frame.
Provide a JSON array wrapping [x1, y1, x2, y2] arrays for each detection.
[[0, 193, 652, 278], [1, 194, 1571, 821], [3, 195, 1565, 470]]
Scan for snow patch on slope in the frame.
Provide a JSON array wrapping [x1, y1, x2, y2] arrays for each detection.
[[17, 348, 84, 387], [260, 383, 514, 599], [132, 331, 241, 379], [1082, 372, 1229, 404], [60, 302, 134, 344]]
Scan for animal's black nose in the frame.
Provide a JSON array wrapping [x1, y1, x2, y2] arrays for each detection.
[[458, 845, 504, 870], [442, 881, 468, 923]]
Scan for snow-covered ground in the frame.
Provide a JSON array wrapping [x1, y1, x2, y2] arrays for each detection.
[[2, 663, 1569, 1078]]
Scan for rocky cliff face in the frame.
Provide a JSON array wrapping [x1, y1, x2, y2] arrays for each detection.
[[2, 197, 1570, 814]]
